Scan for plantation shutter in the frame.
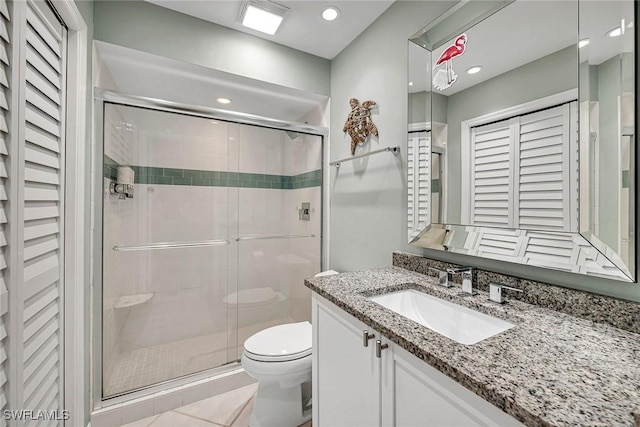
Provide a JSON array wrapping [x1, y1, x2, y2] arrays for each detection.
[[470, 119, 515, 227], [0, 0, 9, 418], [515, 102, 578, 231], [20, 0, 66, 421], [407, 131, 430, 240], [469, 101, 578, 232]]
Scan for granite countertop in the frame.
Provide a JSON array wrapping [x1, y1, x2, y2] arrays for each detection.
[[305, 266, 640, 427]]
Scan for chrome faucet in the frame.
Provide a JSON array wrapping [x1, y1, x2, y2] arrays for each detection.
[[428, 267, 450, 287], [489, 283, 523, 304], [447, 266, 475, 295]]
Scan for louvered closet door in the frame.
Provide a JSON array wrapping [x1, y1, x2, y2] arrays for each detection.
[[20, 0, 66, 421], [515, 102, 578, 232], [470, 119, 515, 227], [0, 0, 9, 418], [408, 132, 430, 239]]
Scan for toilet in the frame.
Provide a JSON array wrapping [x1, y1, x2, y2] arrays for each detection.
[[241, 270, 338, 427]]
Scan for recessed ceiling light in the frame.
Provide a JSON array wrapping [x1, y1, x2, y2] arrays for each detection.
[[238, 0, 289, 35], [578, 39, 590, 48], [466, 66, 482, 75], [607, 27, 622, 37], [322, 6, 340, 21], [216, 97, 232, 104], [408, 81, 414, 86]]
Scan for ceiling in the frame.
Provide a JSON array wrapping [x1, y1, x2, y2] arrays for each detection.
[[409, 0, 634, 96], [144, 0, 395, 59]]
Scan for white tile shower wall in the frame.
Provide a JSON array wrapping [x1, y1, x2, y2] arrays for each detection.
[[238, 124, 286, 174], [132, 111, 230, 170], [116, 184, 231, 349], [103, 177, 141, 383], [236, 185, 320, 325], [285, 132, 323, 176], [105, 106, 135, 165], [286, 187, 321, 321]]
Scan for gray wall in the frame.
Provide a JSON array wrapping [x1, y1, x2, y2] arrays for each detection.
[[329, 0, 456, 272], [597, 53, 635, 252], [408, 91, 427, 124], [409, 91, 449, 124], [92, 1, 331, 96], [444, 45, 578, 223]]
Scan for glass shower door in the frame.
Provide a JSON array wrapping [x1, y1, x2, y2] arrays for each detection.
[[233, 124, 322, 358], [102, 104, 238, 397]]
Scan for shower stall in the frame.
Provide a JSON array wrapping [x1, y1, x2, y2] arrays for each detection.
[[96, 92, 324, 400]]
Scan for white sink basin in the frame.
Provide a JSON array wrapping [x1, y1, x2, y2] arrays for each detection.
[[369, 289, 514, 345]]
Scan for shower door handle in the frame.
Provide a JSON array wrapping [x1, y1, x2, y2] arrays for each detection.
[[236, 234, 315, 241], [113, 239, 230, 252]]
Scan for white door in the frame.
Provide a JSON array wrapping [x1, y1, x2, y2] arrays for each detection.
[[5, 0, 67, 423], [314, 297, 380, 427], [0, 0, 10, 417]]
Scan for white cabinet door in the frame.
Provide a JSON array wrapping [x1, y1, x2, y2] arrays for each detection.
[[313, 295, 381, 427], [386, 344, 524, 427]]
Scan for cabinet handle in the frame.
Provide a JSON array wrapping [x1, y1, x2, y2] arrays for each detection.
[[363, 330, 375, 347], [375, 340, 389, 358]]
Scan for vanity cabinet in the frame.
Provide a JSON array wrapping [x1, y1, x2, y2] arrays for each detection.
[[312, 294, 524, 427], [313, 293, 384, 426]]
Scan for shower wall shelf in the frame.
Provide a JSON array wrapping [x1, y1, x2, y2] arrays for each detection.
[[330, 145, 400, 168], [115, 293, 154, 309], [113, 239, 230, 252]]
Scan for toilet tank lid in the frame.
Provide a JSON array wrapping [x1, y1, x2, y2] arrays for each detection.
[[244, 321, 311, 359]]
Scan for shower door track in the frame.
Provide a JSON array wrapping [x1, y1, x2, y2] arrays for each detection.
[[95, 88, 328, 137]]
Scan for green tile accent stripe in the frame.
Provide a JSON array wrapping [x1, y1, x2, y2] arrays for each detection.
[[104, 156, 118, 181], [622, 170, 630, 189], [104, 155, 321, 189], [431, 178, 441, 194]]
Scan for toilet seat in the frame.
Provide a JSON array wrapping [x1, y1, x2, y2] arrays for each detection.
[[243, 321, 311, 362]]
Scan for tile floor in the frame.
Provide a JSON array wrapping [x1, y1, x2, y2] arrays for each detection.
[[119, 382, 312, 427]]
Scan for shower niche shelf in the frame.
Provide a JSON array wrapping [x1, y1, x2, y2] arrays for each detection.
[[114, 293, 154, 309]]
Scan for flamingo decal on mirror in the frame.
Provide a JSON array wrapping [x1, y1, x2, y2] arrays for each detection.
[[432, 34, 467, 91]]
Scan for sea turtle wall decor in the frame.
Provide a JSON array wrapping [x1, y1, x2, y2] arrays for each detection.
[[343, 98, 379, 155]]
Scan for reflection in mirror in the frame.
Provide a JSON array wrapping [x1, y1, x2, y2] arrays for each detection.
[[408, 0, 635, 282]]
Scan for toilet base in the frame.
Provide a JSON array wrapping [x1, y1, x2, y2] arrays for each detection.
[[249, 381, 311, 427]]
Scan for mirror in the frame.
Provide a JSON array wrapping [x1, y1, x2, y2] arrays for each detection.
[[408, 0, 636, 282]]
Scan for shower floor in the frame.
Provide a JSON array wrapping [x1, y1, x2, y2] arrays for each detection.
[[104, 317, 296, 397]]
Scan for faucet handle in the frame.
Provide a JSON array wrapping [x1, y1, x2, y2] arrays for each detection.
[[489, 283, 522, 304], [428, 267, 450, 288], [446, 266, 476, 295], [446, 265, 473, 274]]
